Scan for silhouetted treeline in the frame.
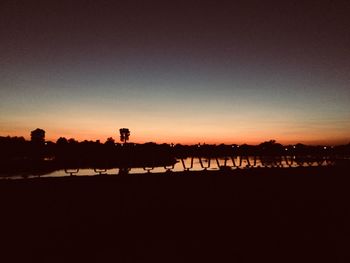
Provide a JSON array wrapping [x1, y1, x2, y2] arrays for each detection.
[[2, 136, 350, 160], [0, 136, 175, 174], [172, 140, 350, 157], [1, 136, 350, 176]]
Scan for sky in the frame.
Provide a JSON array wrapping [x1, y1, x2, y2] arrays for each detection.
[[1, 1, 350, 145]]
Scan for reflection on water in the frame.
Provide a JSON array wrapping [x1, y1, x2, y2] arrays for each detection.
[[1, 156, 334, 179]]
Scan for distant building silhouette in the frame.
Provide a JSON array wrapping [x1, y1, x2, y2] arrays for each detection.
[[30, 128, 45, 144]]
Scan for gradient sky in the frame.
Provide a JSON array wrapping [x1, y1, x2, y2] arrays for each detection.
[[1, 1, 350, 144]]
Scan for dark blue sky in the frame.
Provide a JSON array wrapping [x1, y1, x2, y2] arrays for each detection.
[[1, 1, 350, 144]]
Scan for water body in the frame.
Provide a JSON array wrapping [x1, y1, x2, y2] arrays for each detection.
[[1, 156, 333, 179]]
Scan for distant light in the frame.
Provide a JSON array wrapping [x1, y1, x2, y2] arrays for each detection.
[[324, 146, 327, 150], [285, 148, 288, 151], [237, 145, 240, 148], [293, 146, 296, 149]]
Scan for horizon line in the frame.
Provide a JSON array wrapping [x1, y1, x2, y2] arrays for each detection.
[[2, 134, 349, 147]]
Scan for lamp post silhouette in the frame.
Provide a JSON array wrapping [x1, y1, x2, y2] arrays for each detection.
[[119, 128, 130, 144]]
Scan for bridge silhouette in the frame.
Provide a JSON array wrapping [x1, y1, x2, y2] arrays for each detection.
[[61, 154, 340, 177]]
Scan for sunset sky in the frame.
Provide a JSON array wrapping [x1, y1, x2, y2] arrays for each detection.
[[1, 1, 350, 145]]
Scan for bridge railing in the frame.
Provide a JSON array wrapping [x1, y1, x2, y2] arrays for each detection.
[[61, 154, 342, 176]]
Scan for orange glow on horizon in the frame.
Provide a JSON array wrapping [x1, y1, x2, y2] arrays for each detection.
[[1, 106, 349, 146], [2, 127, 349, 146]]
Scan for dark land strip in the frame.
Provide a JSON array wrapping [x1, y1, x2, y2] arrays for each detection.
[[1, 166, 350, 262]]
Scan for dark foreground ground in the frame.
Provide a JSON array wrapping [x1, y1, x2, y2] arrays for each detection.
[[1, 166, 350, 262]]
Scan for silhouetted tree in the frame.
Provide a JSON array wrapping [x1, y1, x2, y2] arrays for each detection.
[[30, 128, 45, 145], [119, 128, 130, 144], [105, 137, 115, 146], [68, 138, 78, 144], [259, 140, 283, 155], [56, 137, 68, 145]]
